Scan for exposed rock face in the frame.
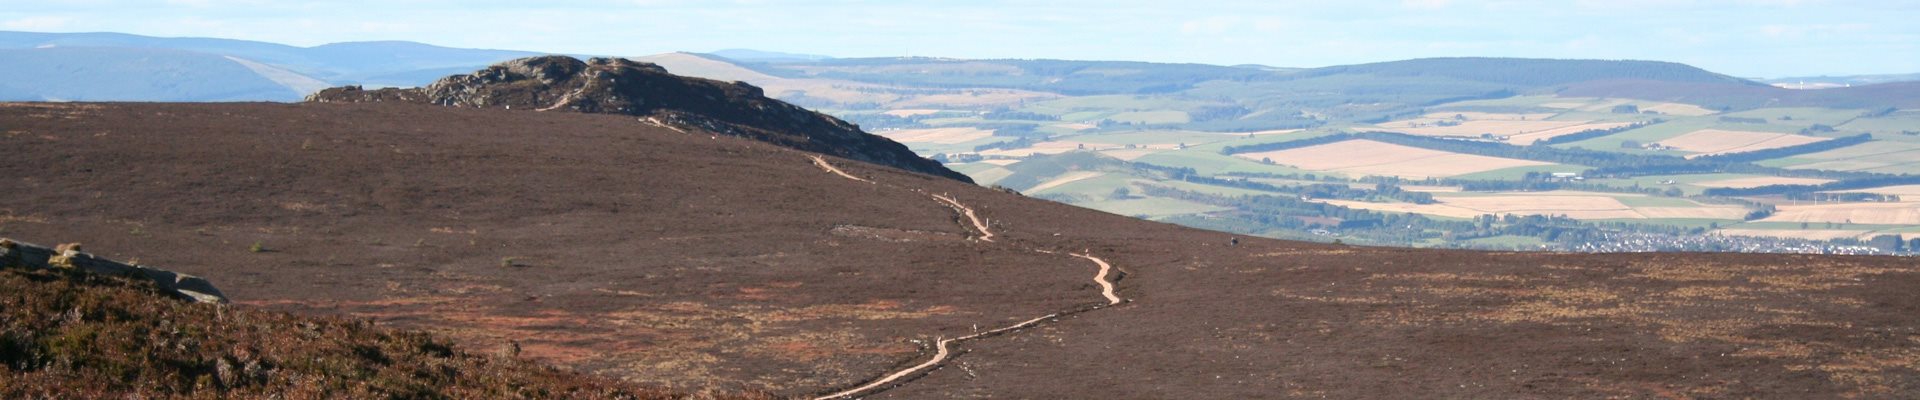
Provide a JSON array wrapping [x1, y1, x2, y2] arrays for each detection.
[[307, 56, 970, 182], [0, 238, 228, 303]]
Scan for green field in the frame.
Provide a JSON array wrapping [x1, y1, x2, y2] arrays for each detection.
[[1840, 112, 1920, 134]]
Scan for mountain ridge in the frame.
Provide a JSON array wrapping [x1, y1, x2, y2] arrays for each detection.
[[305, 55, 970, 182]]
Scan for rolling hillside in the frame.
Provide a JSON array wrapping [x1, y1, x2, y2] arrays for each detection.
[[0, 47, 313, 101], [3, 101, 1918, 397]]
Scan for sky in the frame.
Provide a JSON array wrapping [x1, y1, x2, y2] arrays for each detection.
[[3, 0, 1916, 78]]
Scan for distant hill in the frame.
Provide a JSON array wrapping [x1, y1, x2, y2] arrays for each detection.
[[0, 47, 309, 101], [739, 57, 1273, 95], [707, 48, 833, 62], [0, 31, 543, 101], [1285, 57, 1760, 87]]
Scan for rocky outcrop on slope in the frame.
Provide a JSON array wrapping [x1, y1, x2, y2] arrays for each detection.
[[306, 56, 970, 182], [0, 238, 227, 303]]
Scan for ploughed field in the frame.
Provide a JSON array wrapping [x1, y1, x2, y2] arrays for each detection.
[[5, 102, 1919, 398]]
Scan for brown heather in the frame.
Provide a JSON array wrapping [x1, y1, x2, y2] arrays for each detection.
[[0, 266, 768, 400]]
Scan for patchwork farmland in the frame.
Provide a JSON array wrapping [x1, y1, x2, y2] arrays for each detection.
[[632, 54, 1920, 253]]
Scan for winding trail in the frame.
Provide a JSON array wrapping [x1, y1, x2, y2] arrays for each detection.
[[1072, 252, 1123, 306], [806, 155, 1127, 399], [809, 313, 1059, 400], [930, 193, 995, 242], [810, 155, 875, 184]]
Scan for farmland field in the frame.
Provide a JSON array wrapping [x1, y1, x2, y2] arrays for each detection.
[[1318, 191, 1750, 221], [878, 127, 995, 144], [1692, 176, 1835, 188], [1834, 184, 1920, 200], [1233, 139, 1554, 179], [1655, 129, 1829, 157], [1764, 141, 1920, 174], [1759, 202, 1920, 225], [600, 52, 1920, 254]]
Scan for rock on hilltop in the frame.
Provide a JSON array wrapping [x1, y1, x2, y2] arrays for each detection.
[[307, 56, 969, 182]]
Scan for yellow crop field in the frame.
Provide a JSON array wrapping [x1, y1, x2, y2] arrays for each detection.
[[1759, 202, 1920, 225], [1502, 122, 1638, 145], [1657, 129, 1828, 157], [1234, 139, 1552, 179], [1027, 171, 1107, 192], [878, 127, 995, 144], [1694, 176, 1835, 188], [1641, 103, 1717, 116], [1836, 185, 1920, 200]]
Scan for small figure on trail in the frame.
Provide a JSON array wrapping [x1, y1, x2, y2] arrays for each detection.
[[1229, 237, 1239, 247]]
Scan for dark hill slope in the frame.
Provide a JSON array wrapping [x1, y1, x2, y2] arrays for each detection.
[[0, 258, 756, 399], [307, 56, 969, 182], [2, 102, 1917, 398]]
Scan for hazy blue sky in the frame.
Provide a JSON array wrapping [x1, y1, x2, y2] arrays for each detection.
[[4, 0, 1915, 77]]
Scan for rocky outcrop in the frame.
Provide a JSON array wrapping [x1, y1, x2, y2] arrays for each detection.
[[307, 56, 971, 183], [0, 238, 228, 303]]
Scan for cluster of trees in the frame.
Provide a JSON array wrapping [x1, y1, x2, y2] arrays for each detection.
[[929, 153, 983, 163], [984, 123, 1048, 139], [1703, 175, 1920, 197], [1783, 192, 1898, 202], [973, 137, 1039, 152], [1188, 104, 1253, 122], [1801, 124, 1838, 134]]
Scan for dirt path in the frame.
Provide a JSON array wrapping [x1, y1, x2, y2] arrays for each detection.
[[1072, 252, 1122, 306], [930, 193, 994, 242], [809, 313, 1059, 400], [809, 155, 875, 184], [806, 156, 1127, 399], [644, 117, 688, 133]]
